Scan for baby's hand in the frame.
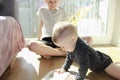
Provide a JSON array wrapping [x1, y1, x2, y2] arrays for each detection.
[[54, 68, 66, 74]]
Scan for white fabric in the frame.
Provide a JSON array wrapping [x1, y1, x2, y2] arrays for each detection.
[[36, 6, 66, 38]]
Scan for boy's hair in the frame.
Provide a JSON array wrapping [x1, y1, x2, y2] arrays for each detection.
[[52, 21, 78, 43]]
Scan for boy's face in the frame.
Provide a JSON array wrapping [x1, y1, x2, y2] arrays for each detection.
[[45, 0, 59, 10], [55, 35, 76, 52]]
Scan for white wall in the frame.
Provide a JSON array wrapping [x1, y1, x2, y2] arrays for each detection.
[[111, 0, 120, 46]]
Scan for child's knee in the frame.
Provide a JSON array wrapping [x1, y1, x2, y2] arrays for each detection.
[[27, 42, 37, 51]]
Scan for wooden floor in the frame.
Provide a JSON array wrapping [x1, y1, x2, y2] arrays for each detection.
[[0, 45, 120, 80]]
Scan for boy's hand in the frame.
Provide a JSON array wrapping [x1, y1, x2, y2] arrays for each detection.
[[54, 68, 66, 74]]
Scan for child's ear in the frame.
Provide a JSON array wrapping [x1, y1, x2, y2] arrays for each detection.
[[71, 34, 76, 43]]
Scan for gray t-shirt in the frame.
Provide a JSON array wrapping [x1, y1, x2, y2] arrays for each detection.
[[37, 6, 66, 38]]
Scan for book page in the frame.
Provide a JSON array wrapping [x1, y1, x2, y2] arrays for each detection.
[[50, 72, 70, 80]]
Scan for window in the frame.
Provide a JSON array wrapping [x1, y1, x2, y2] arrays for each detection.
[[61, 0, 109, 37], [18, 0, 42, 38]]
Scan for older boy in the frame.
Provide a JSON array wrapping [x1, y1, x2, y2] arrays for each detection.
[[28, 0, 66, 58], [52, 22, 120, 80]]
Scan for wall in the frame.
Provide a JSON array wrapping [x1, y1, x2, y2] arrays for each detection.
[[0, 0, 19, 21], [112, 0, 120, 46]]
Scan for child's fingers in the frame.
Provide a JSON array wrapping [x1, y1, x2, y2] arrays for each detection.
[[54, 69, 58, 72], [54, 69, 61, 73], [54, 69, 65, 74]]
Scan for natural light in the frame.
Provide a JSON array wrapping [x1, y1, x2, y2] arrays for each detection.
[[18, 0, 109, 38]]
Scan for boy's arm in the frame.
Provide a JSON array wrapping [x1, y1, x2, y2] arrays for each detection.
[[37, 20, 43, 40], [62, 54, 73, 71], [36, 8, 43, 40]]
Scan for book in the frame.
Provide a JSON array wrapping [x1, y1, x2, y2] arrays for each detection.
[[50, 72, 70, 80], [42, 70, 71, 80]]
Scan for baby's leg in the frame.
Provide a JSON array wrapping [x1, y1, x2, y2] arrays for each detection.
[[105, 63, 120, 80]]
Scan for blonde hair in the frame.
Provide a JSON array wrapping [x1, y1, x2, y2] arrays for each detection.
[[52, 21, 78, 43]]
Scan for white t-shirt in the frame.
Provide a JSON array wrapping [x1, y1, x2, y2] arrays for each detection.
[[37, 6, 66, 38]]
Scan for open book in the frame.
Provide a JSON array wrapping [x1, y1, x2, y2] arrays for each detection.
[[42, 70, 71, 80], [50, 72, 71, 80]]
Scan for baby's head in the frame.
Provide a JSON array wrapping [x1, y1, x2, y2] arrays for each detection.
[[52, 22, 78, 52], [45, 0, 60, 10]]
